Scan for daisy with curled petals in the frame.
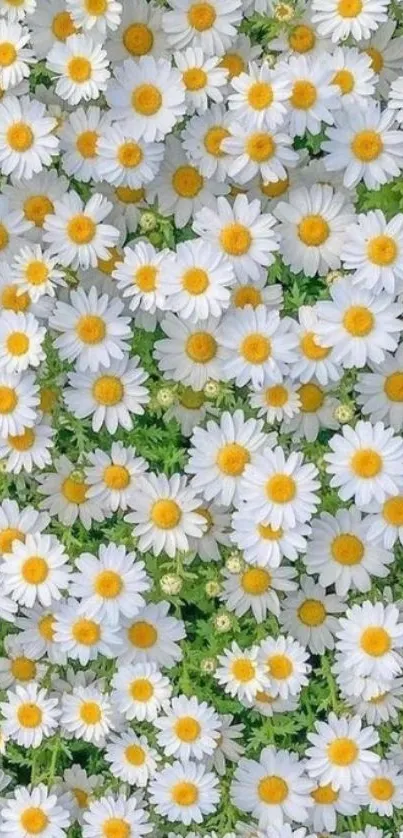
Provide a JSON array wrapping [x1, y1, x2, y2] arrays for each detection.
[[162, 0, 242, 56], [111, 661, 172, 721], [223, 124, 299, 186], [0, 311, 45, 373], [154, 313, 222, 390], [231, 745, 313, 829], [336, 601, 403, 690], [175, 47, 228, 114], [258, 634, 310, 699], [305, 507, 394, 596], [0, 370, 38, 437], [0, 95, 58, 180], [355, 344, 403, 431], [97, 123, 164, 189], [279, 575, 344, 654], [46, 34, 110, 106], [186, 409, 268, 506], [106, 0, 166, 63], [11, 245, 65, 302], [44, 192, 120, 270], [149, 760, 219, 826], [0, 21, 33, 91], [311, 0, 389, 43], [154, 694, 221, 762], [161, 238, 234, 322], [329, 47, 376, 108], [125, 472, 206, 558], [85, 442, 148, 513], [37, 456, 104, 530], [322, 102, 403, 190], [61, 685, 115, 746], [221, 562, 297, 622], [83, 794, 151, 838], [282, 55, 337, 138], [193, 194, 279, 281], [215, 642, 270, 702], [104, 731, 160, 787], [314, 280, 403, 368], [112, 241, 171, 331], [274, 185, 354, 278], [0, 415, 54, 474], [240, 446, 320, 529], [0, 683, 59, 748], [117, 601, 185, 668], [59, 107, 112, 184], [325, 420, 403, 506], [50, 286, 130, 371], [64, 356, 149, 434], [228, 61, 291, 131], [180, 104, 233, 182], [1, 785, 70, 838], [54, 598, 120, 665], [218, 304, 298, 388], [67, 0, 122, 36], [306, 712, 380, 791], [69, 542, 150, 625], [231, 505, 310, 568], [341, 210, 403, 295], [106, 56, 186, 142]]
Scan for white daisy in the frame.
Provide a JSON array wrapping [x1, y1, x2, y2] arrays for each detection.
[[154, 694, 221, 761], [54, 599, 120, 665], [0, 634, 44, 689], [0, 311, 45, 373], [359, 20, 403, 99], [215, 642, 270, 702], [187, 501, 230, 560], [37, 456, 105, 530], [3, 170, 69, 243], [11, 245, 65, 302], [0, 370, 38, 436], [29, 1, 80, 60], [106, 0, 165, 63], [104, 731, 160, 787], [85, 442, 148, 513], [249, 379, 300, 424], [0, 20, 33, 91], [162, 0, 242, 56], [356, 345, 403, 431], [149, 760, 219, 826], [306, 712, 380, 791], [0, 195, 32, 260], [46, 34, 110, 106], [231, 505, 310, 568], [308, 782, 359, 833], [341, 209, 403, 295], [228, 61, 291, 131], [329, 47, 376, 108], [0, 94, 58, 180], [356, 759, 403, 816], [44, 192, 120, 270], [282, 381, 340, 442], [180, 104, 233, 182], [282, 54, 337, 138], [311, 0, 389, 43], [279, 575, 344, 653], [15, 605, 67, 665], [0, 532, 70, 608], [258, 634, 310, 699], [336, 601, 403, 691], [0, 683, 59, 748], [59, 106, 111, 184], [162, 238, 234, 322], [223, 124, 299, 188], [111, 661, 172, 721], [175, 46, 228, 114], [67, 0, 122, 36], [97, 122, 164, 189], [0, 785, 70, 838], [154, 313, 222, 390], [221, 562, 297, 622], [362, 490, 403, 548], [61, 685, 115, 746]]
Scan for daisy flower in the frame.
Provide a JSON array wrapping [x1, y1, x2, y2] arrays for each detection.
[[356, 759, 403, 816], [221, 562, 297, 622], [352, 680, 403, 725], [54, 765, 99, 824], [61, 685, 115, 746], [175, 47, 228, 113], [0, 0, 36, 21], [154, 694, 221, 761], [210, 713, 245, 775], [162, 239, 234, 322], [67, 0, 122, 36], [279, 575, 344, 653], [149, 760, 219, 826], [3, 170, 69, 242], [231, 745, 313, 829], [282, 381, 340, 442], [360, 20, 403, 98], [11, 245, 65, 302], [306, 712, 380, 791], [322, 102, 403, 190], [125, 472, 206, 558], [329, 47, 375, 108], [356, 345, 403, 431], [336, 601, 403, 689], [311, 0, 389, 43], [193, 194, 279, 280], [0, 785, 70, 838], [0, 501, 44, 557], [112, 240, 170, 325], [97, 122, 164, 189], [292, 305, 341, 383], [44, 192, 120, 270], [46, 34, 110, 106], [106, 56, 186, 142], [37, 456, 105, 530], [106, 0, 165, 63], [29, 1, 79, 60], [15, 605, 66, 665], [0, 634, 44, 690], [341, 209, 403, 295], [0, 311, 45, 373], [69, 543, 150, 625], [0, 20, 33, 91], [117, 601, 186, 667], [220, 34, 262, 85], [154, 313, 222, 390], [54, 599, 120, 666], [64, 356, 149, 434], [309, 782, 359, 833], [223, 124, 299, 187], [0, 683, 59, 748], [215, 641, 270, 702], [0, 94, 58, 180], [258, 634, 310, 699], [104, 731, 160, 787], [83, 795, 151, 838], [249, 379, 301, 424], [324, 420, 403, 505], [85, 442, 148, 513], [228, 61, 291, 131], [59, 107, 111, 184], [187, 501, 230, 560], [0, 532, 70, 608], [282, 54, 337, 138], [231, 505, 309, 568], [162, 0, 242, 56], [0, 195, 32, 261], [363, 490, 403, 548], [111, 661, 172, 721], [180, 104, 233, 182], [0, 370, 38, 436]]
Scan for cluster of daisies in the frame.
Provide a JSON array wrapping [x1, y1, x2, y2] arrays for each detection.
[[2, 0, 403, 837]]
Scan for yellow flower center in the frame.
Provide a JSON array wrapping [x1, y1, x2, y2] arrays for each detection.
[[338, 0, 362, 16], [117, 141, 143, 169], [328, 737, 358, 765], [265, 384, 288, 407], [365, 46, 384, 73], [216, 442, 250, 476], [17, 702, 43, 729], [367, 234, 397, 266], [20, 808, 48, 835], [103, 464, 130, 490], [331, 533, 364, 565], [384, 371, 403, 403], [1, 285, 29, 312], [40, 387, 57, 413], [22, 556, 49, 585], [261, 176, 289, 198], [351, 130, 383, 162], [343, 305, 374, 337], [72, 618, 101, 646], [151, 498, 182, 529], [187, 2, 216, 30], [68, 56, 92, 83], [311, 783, 339, 804], [185, 331, 217, 362], [7, 122, 34, 152], [175, 716, 201, 742], [258, 523, 283, 540], [0, 223, 9, 250], [290, 80, 317, 109], [266, 473, 296, 504], [0, 42, 16, 67], [85, 0, 107, 14], [179, 387, 205, 409], [247, 132, 276, 163], [123, 23, 154, 56], [203, 125, 230, 157], [267, 653, 293, 679], [76, 313, 106, 344], [333, 68, 354, 94], [51, 11, 77, 41], [258, 775, 289, 804], [255, 690, 275, 704], [6, 331, 29, 356], [172, 165, 204, 198], [103, 818, 130, 838], [183, 67, 207, 90], [76, 130, 98, 159], [369, 777, 395, 801], [72, 788, 89, 808], [288, 24, 316, 53], [125, 744, 146, 765], [98, 247, 121, 276], [351, 448, 382, 478], [135, 264, 157, 292], [93, 375, 124, 406], [11, 656, 36, 681], [80, 701, 101, 724], [247, 81, 273, 110], [383, 495, 403, 526], [241, 567, 271, 594], [94, 569, 123, 598], [233, 285, 263, 308], [128, 621, 157, 648], [220, 52, 245, 78], [241, 332, 271, 364], [360, 626, 391, 656], [220, 223, 252, 256], [182, 267, 209, 295], [0, 526, 23, 553], [130, 678, 154, 701], [132, 83, 162, 116], [171, 781, 199, 806], [298, 598, 326, 626], [62, 476, 88, 504], [0, 385, 17, 414], [25, 261, 49, 287], [115, 186, 145, 204], [298, 214, 329, 246], [68, 214, 96, 245], [38, 614, 55, 641], [23, 195, 54, 227], [197, 505, 212, 530], [298, 382, 324, 412], [300, 331, 330, 360], [231, 658, 255, 682]]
